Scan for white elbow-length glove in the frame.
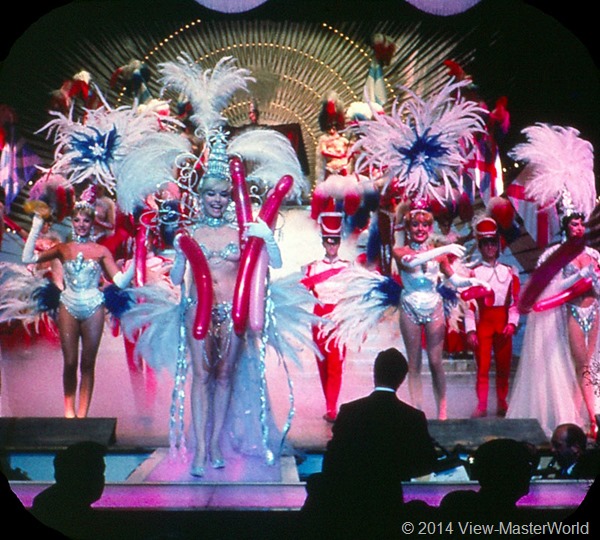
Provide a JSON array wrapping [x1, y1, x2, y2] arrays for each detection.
[[112, 260, 136, 289], [244, 217, 283, 269], [21, 214, 45, 263], [169, 233, 187, 286], [447, 273, 492, 290], [402, 243, 465, 269]]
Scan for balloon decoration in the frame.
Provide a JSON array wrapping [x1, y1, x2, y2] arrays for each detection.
[[249, 249, 269, 332], [230, 156, 253, 246], [232, 175, 293, 335], [178, 233, 214, 340], [533, 277, 593, 312], [518, 237, 585, 314]]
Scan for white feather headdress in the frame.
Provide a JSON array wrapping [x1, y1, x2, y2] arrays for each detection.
[[508, 123, 596, 220], [351, 78, 486, 202], [159, 53, 254, 139]]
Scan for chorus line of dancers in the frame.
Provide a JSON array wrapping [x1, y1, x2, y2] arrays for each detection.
[[1, 52, 599, 479]]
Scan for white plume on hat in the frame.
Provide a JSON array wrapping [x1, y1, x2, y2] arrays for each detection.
[[508, 123, 596, 220]]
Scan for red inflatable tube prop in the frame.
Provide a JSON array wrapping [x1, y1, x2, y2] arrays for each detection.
[[249, 249, 269, 332], [232, 175, 293, 335], [533, 277, 593, 312], [134, 222, 148, 287], [518, 237, 585, 314], [178, 234, 214, 340], [230, 156, 253, 245], [460, 285, 495, 307]]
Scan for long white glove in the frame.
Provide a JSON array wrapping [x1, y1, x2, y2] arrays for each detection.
[[447, 272, 492, 290], [22, 214, 45, 263], [244, 217, 282, 269], [556, 263, 597, 292], [169, 233, 187, 285], [113, 260, 136, 289], [402, 243, 465, 269]]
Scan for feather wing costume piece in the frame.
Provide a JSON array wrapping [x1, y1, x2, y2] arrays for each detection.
[[159, 53, 254, 138], [508, 123, 596, 219], [351, 78, 486, 202], [324, 264, 402, 350], [0, 263, 59, 332], [263, 272, 324, 365], [115, 131, 193, 214], [37, 97, 182, 193], [227, 129, 309, 203], [118, 282, 182, 376]]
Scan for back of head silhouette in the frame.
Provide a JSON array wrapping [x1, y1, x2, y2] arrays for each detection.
[[374, 347, 408, 389]]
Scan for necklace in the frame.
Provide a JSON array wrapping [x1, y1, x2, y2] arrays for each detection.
[[73, 233, 91, 243], [198, 215, 226, 228], [409, 241, 425, 251]]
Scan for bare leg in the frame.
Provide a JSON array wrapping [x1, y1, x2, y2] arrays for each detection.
[[567, 312, 599, 432], [209, 331, 241, 467], [400, 311, 424, 410], [57, 306, 80, 418], [189, 338, 210, 475], [76, 308, 105, 418], [424, 316, 447, 420]]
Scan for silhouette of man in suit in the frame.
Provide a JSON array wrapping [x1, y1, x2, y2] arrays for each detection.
[[550, 423, 600, 479], [301, 347, 438, 538]]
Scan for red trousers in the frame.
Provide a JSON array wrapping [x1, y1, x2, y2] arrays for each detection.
[[313, 303, 345, 418], [473, 306, 512, 412]]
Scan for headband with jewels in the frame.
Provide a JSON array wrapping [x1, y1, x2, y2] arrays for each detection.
[[74, 183, 97, 212], [318, 212, 343, 239], [406, 197, 433, 219]]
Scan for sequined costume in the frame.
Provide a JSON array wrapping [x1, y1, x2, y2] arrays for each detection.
[[563, 251, 600, 334], [507, 245, 600, 436], [60, 252, 105, 321], [400, 260, 443, 325]]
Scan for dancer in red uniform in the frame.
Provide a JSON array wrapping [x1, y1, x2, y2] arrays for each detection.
[[465, 217, 520, 418], [302, 212, 350, 422]]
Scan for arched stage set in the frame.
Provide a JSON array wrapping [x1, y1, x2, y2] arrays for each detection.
[[1, 1, 599, 538]]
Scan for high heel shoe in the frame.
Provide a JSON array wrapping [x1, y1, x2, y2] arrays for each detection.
[[190, 465, 205, 477], [211, 458, 226, 469]]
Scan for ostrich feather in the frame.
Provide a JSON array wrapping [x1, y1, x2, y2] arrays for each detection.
[[228, 128, 309, 202], [37, 100, 181, 193], [265, 272, 323, 366], [118, 283, 182, 376], [508, 123, 596, 218], [115, 131, 193, 214], [159, 53, 254, 138], [351, 78, 486, 203], [0, 263, 57, 332], [324, 264, 402, 350]]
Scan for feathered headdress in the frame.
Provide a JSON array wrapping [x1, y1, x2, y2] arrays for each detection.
[[508, 123, 596, 224], [351, 78, 487, 203], [24, 171, 75, 222], [318, 91, 346, 132], [158, 53, 254, 140], [37, 92, 182, 193]]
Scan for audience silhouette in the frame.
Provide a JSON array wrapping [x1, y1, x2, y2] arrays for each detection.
[[30, 441, 108, 539], [300, 347, 438, 539], [549, 423, 600, 479], [438, 438, 536, 529]]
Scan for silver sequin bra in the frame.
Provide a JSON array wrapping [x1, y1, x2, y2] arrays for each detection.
[[60, 252, 105, 320], [198, 242, 240, 262]]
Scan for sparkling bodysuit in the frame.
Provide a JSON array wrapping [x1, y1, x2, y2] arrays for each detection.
[[60, 252, 104, 320], [400, 260, 442, 324]]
